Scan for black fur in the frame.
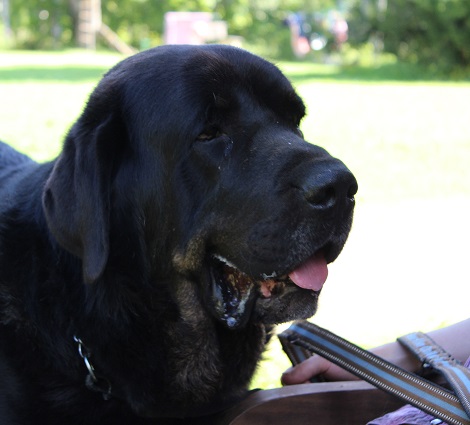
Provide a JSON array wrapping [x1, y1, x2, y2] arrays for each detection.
[[0, 45, 357, 424]]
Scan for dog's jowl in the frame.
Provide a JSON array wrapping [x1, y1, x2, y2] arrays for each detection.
[[0, 45, 357, 424]]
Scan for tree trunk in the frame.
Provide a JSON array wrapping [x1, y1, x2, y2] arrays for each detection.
[[71, 0, 101, 48], [2, 0, 12, 42]]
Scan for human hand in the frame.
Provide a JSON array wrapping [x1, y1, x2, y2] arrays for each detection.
[[281, 354, 359, 385]]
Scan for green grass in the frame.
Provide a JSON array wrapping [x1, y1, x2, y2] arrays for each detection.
[[1, 50, 469, 390], [0, 50, 122, 161]]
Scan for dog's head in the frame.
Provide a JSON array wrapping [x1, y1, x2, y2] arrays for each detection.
[[43, 45, 357, 330]]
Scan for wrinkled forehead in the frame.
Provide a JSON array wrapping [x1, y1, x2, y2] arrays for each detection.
[[180, 48, 306, 126], [101, 46, 306, 139]]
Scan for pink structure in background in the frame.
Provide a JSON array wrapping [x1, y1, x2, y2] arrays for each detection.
[[164, 12, 228, 45]]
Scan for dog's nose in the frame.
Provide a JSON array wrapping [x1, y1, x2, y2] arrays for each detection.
[[303, 162, 358, 211]]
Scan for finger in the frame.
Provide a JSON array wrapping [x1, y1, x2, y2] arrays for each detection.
[[281, 356, 328, 385]]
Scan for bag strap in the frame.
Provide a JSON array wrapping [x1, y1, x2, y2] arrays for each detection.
[[279, 321, 470, 425], [398, 332, 470, 419]]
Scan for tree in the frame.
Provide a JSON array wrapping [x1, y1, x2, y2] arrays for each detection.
[[2, 0, 12, 42], [383, 0, 470, 70], [347, 0, 470, 72]]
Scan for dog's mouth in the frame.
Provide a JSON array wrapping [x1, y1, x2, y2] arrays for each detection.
[[207, 252, 328, 329]]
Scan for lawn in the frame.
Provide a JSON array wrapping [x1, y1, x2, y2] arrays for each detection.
[[1, 49, 469, 390]]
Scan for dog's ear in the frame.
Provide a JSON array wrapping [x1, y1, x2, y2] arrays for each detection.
[[42, 111, 124, 284]]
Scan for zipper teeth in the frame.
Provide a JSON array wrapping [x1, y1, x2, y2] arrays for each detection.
[[311, 345, 465, 425], [335, 335, 455, 399], [293, 325, 470, 425], [446, 373, 470, 414]]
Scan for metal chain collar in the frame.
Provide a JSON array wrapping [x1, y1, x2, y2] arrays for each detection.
[[73, 335, 113, 401]]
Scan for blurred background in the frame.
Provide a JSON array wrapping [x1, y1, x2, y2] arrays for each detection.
[[1, 0, 469, 390], [1, 0, 470, 74]]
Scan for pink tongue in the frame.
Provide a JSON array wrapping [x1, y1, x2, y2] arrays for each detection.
[[288, 253, 328, 291]]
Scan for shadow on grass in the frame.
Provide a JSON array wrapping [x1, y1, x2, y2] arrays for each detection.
[[286, 62, 468, 84], [1, 60, 467, 84], [0, 66, 110, 82]]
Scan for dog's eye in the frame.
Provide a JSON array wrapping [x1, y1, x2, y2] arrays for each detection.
[[196, 130, 222, 142]]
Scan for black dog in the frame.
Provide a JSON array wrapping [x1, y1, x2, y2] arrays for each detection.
[[0, 45, 357, 424]]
